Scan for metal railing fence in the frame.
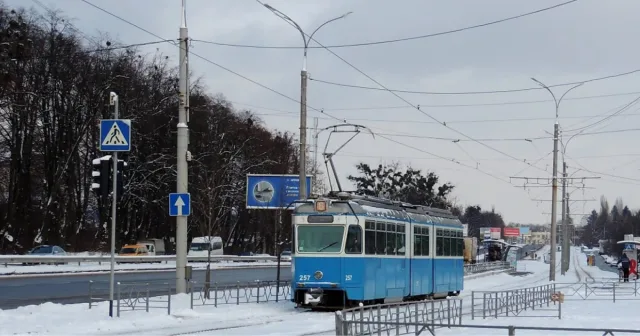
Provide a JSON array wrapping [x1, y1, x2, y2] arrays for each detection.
[[388, 323, 640, 336], [1, 254, 285, 266], [189, 280, 291, 308], [464, 261, 512, 275], [335, 298, 463, 336], [471, 284, 558, 320], [555, 280, 640, 302], [88, 280, 171, 317]]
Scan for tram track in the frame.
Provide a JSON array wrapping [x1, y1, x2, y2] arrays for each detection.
[[572, 247, 595, 283]]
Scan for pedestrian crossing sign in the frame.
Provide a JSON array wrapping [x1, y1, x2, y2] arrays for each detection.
[[100, 119, 131, 152]]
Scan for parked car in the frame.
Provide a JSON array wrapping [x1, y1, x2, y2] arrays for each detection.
[[280, 250, 291, 262], [23, 245, 67, 265]]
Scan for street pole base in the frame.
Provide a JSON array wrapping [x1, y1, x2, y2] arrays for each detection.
[[109, 300, 113, 317]]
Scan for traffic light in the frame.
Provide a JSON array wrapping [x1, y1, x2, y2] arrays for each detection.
[[91, 156, 111, 206]]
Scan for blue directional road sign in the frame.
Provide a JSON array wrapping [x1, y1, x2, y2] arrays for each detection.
[[169, 193, 191, 217], [100, 119, 131, 152]]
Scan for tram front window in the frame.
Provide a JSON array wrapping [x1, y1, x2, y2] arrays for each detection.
[[297, 225, 345, 253]]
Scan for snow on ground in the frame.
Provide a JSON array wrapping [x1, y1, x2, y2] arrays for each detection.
[[2, 245, 630, 336], [0, 260, 288, 276]]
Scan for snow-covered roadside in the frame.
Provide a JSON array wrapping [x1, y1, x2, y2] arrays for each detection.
[[4, 246, 620, 336], [0, 249, 548, 335]]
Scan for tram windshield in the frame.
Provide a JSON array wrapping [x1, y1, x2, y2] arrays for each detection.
[[297, 225, 345, 253]]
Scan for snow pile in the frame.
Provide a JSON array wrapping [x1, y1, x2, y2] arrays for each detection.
[[0, 260, 289, 276]]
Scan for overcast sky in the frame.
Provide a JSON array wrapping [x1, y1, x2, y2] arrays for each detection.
[[12, 0, 640, 224]]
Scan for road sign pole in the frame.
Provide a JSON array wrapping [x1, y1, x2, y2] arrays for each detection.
[[175, 0, 190, 294], [108, 92, 118, 317]]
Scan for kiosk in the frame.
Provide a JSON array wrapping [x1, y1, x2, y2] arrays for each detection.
[[616, 234, 639, 281]]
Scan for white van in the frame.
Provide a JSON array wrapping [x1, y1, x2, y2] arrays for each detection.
[[188, 236, 224, 257], [137, 238, 165, 256]]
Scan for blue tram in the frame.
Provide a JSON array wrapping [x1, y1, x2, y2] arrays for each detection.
[[291, 192, 464, 309]]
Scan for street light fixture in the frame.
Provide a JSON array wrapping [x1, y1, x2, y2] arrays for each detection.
[[530, 78, 583, 280], [261, 3, 351, 200]]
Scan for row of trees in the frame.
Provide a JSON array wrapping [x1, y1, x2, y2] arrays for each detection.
[[0, 4, 508, 254], [0, 5, 303, 254], [580, 196, 640, 256]]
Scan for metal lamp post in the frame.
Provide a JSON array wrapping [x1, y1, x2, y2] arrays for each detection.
[[530, 78, 582, 281], [261, 3, 351, 200]]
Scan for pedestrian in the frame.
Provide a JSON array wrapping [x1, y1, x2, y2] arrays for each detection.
[[618, 253, 631, 282]]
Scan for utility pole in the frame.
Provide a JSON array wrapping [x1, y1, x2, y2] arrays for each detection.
[[560, 161, 567, 275], [515, 171, 599, 280], [109, 92, 118, 317], [175, 0, 190, 294], [550, 122, 559, 281], [312, 117, 319, 193], [529, 78, 583, 281], [563, 189, 571, 273], [260, 4, 351, 200], [299, 63, 308, 200]]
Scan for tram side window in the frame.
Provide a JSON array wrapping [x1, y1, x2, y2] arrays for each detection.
[[376, 222, 387, 255], [436, 228, 444, 256], [396, 224, 405, 255], [413, 226, 429, 256], [456, 230, 464, 256], [413, 227, 422, 256], [345, 225, 362, 254], [386, 223, 397, 255], [443, 229, 451, 256], [365, 221, 376, 255]]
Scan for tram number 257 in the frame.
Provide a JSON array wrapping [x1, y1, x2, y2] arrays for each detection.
[[299, 275, 310, 281]]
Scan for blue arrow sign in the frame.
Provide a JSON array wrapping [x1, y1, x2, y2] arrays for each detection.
[[169, 193, 191, 217], [100, 119, 131, 152]]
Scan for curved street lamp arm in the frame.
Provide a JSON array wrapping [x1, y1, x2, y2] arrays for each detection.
[[262, 3, 351, 58], [531, 77, 559, 117], [558, 83, 583, 105], [307, 12, 353, 48], [262, 4, 307, 47]]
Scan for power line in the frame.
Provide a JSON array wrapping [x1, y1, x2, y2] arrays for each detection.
[[85, 40, 173, 53], [321, 151, 640, 162], [79, 0, 347, 124], [565, 154, 640, 183], [265, 9, 554, 175], [369, 127, 640, 142], [191, 0, 578, 49], [310, 68, 640, 95], [242, 105, 640, 125], [79, 0, 521, 190], [562, 96, 640, 133], [29, 0, 171, 54], [317, 91, 640, 110]]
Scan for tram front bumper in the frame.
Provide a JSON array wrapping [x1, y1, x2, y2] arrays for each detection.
[[303, 288, 323, 305]]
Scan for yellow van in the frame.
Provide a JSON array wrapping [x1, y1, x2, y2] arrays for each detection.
[[117, 244, 149, 263]]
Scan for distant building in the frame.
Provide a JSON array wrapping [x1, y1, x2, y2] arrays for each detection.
[[525, 231, 550, 245]]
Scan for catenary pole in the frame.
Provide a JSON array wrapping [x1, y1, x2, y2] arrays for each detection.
[[108, 92, 118, 317], [175, 0, 190, 294]]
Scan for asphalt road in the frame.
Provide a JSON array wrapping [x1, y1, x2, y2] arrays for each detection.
[[0, 245, 542, 310], [0, 265, 291, 310]]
